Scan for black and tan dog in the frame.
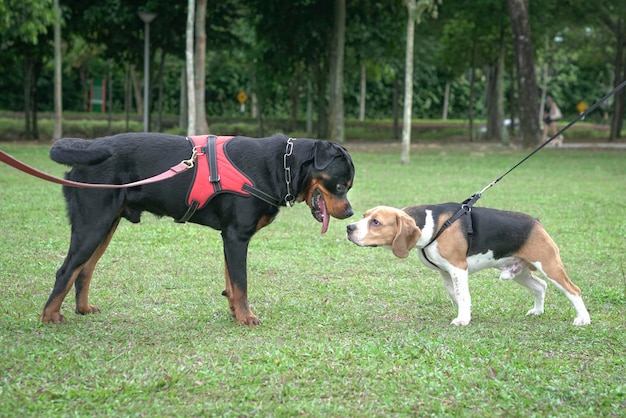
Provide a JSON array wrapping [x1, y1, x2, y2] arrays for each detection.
[[347, 204, 590, 326], [43, 132, 354, 326]]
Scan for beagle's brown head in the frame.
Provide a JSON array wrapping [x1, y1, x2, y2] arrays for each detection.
[[346, 206, 420, 258]]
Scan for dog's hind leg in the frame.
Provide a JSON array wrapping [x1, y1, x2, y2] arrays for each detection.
[[533, 260, 591, 326], [439, 271, 458, 306], [74, 216, 121, 316], [512, 268, 547, 317], [41, 213, 122, 324], [518, 227, 590, 325]]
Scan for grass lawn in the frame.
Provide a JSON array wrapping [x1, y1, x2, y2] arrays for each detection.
[[0, 141, 625, 417]]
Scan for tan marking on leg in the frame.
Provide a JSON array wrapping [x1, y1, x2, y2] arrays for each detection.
[[75, 217, 120, 315], [223, 260, 259, 326], [223, 260, 235, 316], [516, 226, 581, 296], [229, 282, 259, 326], [41, 265, 85, 324]]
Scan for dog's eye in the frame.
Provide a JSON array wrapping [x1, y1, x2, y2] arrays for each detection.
[[370, 218, 381, 227], [336, 184, 347, 193]]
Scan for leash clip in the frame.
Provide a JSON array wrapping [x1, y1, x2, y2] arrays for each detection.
[[182, 148, 199, 168]]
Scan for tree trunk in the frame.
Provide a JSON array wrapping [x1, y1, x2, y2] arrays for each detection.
[[306, 78, 313, 135], [610, 17, 624, 141], [179, 66, 186, 130], [251, 91, 258, 119], [468, 37, 477, 142], [495, 33, 506, 145], [107, 60, 113, 134], [289, 72, 300, 132], [53, 0, 62, 140], [80, 67, 89, 112], [194, 0, 209, 134], [186, 0, 196, 136], [508, 63, 518, 136], [359, 63, 366, 121], [486, 28, 506, 144], [442, 81, 450, 120], [401, 0, 416, 164], [24, 53, 33, 139], [507, 0, 541, 148], [252, 71, 264, 137], [328, 0, 346, 143], [125, 63, 131, 131], [538, 34, 550, 124], [130, 64, 143, 116], [156, 51, 166, 132], [315, 60, 328, 138], [393, 71, 400, 140]]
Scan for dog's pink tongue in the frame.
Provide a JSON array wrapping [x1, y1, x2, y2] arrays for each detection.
[[321, 199, 329, 234]]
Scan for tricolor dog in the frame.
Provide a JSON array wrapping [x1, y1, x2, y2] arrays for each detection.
[[43, 133, 354, 326], [346, 204, 590, 326]]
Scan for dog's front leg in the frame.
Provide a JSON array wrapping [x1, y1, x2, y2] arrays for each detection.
[[448, 267, 472, 326], [221, 231, 260, 326]]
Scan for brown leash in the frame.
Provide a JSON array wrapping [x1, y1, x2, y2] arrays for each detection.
[[0, 148, 197, 189]]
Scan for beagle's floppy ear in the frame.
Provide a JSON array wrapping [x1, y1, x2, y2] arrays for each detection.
[[391, 213, 419, 258]]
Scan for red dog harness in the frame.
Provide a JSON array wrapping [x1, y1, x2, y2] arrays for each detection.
[[177, 135, 279, 223]]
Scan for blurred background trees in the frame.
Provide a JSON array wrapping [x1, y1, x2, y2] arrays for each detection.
[[0, 0, 623, 143]]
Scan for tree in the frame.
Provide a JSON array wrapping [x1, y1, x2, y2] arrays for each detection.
[[194, 0, 209, 134], [53, 0, 62, 140], [401, 0, 417, 164], [0, 0, 55, 139], [507, 0, 540, 147], [328, 0, 346, 143], [186, 0, 196, 135], [401, 0, 440, 164]]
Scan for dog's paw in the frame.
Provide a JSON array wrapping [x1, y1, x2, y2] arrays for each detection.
[[237, 313, 260, 326], [573, 316, 591, 326], [75, 304, 101, 315], [41, 312, 67, 324], [525, 308, 544, 317], [450, 317, 470, 326]]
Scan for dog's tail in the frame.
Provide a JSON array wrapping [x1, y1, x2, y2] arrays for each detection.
[[50, 138, 113, 166]]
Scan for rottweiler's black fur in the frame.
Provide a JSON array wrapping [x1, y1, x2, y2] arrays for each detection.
[[43, 132, 355, 326]]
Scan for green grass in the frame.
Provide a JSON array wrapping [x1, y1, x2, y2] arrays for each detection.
[[1, 142, 625, 417]]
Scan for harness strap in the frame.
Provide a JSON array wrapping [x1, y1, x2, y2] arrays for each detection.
[[207, 135, 221, 190], [242, 184, 280, 207], [420, 193, 480, 268], [176, 135, 282, 223]]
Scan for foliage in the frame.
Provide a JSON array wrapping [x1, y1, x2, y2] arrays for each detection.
[[0, 0, 622, 126], [0, 0, 54, 45], [0, 143, 625, 416]]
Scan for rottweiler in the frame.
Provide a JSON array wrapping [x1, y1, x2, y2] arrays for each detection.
[[43, 132, 355, 326]]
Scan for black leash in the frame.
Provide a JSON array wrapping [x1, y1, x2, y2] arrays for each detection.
[[422, 79, 626, 253]]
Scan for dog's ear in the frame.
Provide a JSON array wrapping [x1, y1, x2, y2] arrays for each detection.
[[313, 140, 351, 171], [391, 214, 419, 258]]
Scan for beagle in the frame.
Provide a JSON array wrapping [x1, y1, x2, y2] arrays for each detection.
[[346, 204, 590, 326]]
